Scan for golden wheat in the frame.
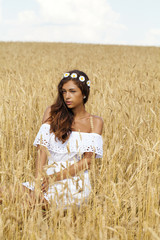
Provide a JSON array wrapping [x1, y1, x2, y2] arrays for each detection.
[[0, 42, 160, 239]]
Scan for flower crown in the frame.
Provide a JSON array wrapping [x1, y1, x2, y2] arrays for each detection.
[[63, 72, 90, 87]]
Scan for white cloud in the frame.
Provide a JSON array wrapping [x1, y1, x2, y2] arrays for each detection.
[[145, 28, 160, 46], [1, 0, 127, 44], [0, 0, 2, 23], [36, 0, 120, 25], [147, 28, 160, 46], [4, 10, 39, 26], [18, 10, 39, 24], [34, 0, 127, 43]]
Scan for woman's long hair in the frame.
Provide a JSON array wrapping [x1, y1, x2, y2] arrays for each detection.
[[46, 70, 90, 143]]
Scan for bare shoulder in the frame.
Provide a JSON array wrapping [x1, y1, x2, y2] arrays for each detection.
[[42, 106, 52, 124], [91, 115, 104, 135]]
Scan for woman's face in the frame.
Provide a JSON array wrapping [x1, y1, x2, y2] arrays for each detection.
[[62, 80, 84, 109]]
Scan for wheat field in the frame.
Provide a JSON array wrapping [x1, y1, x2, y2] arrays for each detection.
[[0, 42, 160, 239]]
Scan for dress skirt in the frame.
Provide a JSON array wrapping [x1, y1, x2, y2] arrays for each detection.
[[22, 160, 91, 206]]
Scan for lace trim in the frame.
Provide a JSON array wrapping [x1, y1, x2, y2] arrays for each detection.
[[33, 124, 103, 158]]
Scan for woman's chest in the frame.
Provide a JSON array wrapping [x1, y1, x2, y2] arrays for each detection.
[[71, 118, 91, 133]]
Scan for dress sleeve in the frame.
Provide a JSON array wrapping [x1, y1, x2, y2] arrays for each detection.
[[93, 135, 103, 158], [86, 134, 103, 158], [33, 124, 50, 149], [76, 133, 103, 158]]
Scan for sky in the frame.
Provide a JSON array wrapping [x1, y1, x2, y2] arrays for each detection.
[[0, 0, 160, 46]]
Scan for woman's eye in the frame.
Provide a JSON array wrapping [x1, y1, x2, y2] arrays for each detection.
[[71, 91, 76, 93]]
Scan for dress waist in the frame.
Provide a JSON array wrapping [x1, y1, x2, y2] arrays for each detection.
[[46, 161, 89, 176], [47, 152, 82, 165], [46, 158, 75, 175]]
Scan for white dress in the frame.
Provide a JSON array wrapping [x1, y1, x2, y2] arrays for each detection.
[[22, 123, 103, 206]]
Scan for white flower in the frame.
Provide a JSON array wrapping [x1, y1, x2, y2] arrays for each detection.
[[79, 76, 85, 82], [64, 72, 70, 78], [87, 80, 90, 87], [71, 73, 77, 78]]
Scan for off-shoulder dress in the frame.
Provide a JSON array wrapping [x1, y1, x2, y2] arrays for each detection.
[[22, 123, 103, 206]]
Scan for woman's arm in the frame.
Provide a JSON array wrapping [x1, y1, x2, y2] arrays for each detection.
[[41, 152, 93, 192], [35, 146, 48, 178], [42, 106, 51, 124], [35, 107, 51, 178], [54, 152, 93, 181]]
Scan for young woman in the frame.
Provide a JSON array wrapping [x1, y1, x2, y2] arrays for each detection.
[[22, 69, 103, 207]]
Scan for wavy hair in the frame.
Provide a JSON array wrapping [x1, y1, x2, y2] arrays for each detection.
[[46, 70, 90, 143]]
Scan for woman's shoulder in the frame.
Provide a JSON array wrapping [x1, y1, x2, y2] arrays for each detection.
[[91, 114, 104, 135], [42, 106, 52, 124]]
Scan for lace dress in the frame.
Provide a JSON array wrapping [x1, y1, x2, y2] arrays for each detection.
[[22, 123, 103, 206]]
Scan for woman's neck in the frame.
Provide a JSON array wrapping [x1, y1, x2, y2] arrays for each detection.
[[72, 104, 88, 120]]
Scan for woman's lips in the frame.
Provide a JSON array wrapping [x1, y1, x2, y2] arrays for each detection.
[[66, 101, 72, 105]]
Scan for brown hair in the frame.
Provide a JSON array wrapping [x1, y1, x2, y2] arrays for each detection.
[[46, 70, 90, 143]]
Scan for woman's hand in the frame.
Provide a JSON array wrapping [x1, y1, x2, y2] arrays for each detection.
[[41, 175, 50, 193]]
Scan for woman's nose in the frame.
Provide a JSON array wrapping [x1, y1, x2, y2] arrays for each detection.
[[66, 92, 71, 99]]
